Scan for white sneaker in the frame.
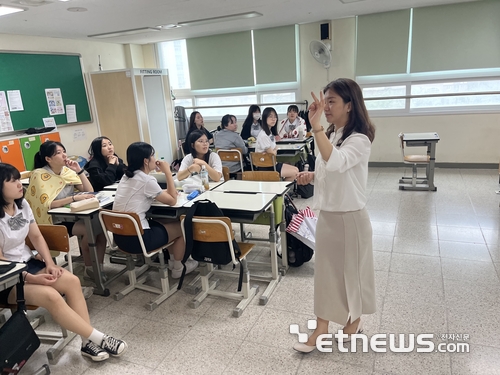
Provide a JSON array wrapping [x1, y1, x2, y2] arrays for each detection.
[[171, 259, 198, 279], [81, 286, 94, 299]]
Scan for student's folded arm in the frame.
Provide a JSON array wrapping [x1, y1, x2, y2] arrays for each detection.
[[155, 191, 176, 206]]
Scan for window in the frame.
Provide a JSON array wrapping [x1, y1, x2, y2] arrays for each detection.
[[195, 95, 257, 118], [363, 86, 406, 111], [157, 40, 190, 90], [261, 92, 296, 114]]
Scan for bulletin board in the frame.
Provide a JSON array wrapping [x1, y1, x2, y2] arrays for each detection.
[[0, 52, 92, 132]]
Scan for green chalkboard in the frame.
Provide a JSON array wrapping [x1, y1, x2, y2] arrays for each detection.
[[0, 52, 91, 131]]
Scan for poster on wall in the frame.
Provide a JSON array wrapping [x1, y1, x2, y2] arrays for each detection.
[[66, 104, 77, 123], [0, 91, 8, 112], [7, 90, 24, 111], [0, 111, 13, 132], [45, 88, 65, 115]]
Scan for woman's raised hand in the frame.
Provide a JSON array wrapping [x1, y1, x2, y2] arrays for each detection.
[[296, 171, 314, 185], [308, 91, 325, 130], [107, 155, 118, 165], [65, 158, 81, 172], [155, 159, 170, 173]]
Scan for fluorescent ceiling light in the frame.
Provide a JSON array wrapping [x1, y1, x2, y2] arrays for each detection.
[[178, 11, 262, 27], [0, 4, 26, 16], [88, 27, 161, 39]]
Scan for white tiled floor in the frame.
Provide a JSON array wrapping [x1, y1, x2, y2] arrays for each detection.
[[16, 167, 500, 374]]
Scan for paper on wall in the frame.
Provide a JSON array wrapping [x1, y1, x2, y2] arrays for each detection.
[[0, 111, 13, 132], [45, 88, 65, 115], [7, 90, 24, 111], [0, 91, 8, 112], [43, 117, 57, 128], [66, 104, 77, 123]]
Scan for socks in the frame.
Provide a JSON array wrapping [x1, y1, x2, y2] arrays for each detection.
[[172, 260, 183, 270], [87, 329, 105, 346]]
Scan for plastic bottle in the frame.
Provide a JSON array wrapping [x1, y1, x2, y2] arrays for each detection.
[[304, 164, 309, 172], [200, 165, 209, 192]]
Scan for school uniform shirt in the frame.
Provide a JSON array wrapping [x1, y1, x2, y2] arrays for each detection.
[[179, 153, 224, 183], [250, 123, 262, 139], [213, 129, 248, 173], [278, 117, 307, 138], [0, 199, 35, 262], [312, 128, 371, 212], [255, 130, 276, 153], [113, 171, 163, 230]]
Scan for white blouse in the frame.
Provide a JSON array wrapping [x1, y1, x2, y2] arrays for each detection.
[[0, 199, 35, 262], [312, 128, 371, 212]]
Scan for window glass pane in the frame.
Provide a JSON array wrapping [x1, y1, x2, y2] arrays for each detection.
[[411, 80, 500, 108], [261, 92, 296, 114], [173, 98, 192, 108], [363, 86, 406, 110], [157, 40, 191, 89], [195, 95, 257, 118]]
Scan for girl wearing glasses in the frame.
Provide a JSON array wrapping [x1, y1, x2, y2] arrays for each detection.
[[177, 130, 223, 183]]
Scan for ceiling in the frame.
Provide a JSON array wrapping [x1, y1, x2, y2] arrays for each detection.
[[0, 0, 478, 45]]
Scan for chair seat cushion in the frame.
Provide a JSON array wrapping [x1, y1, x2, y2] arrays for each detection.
[[404, 155, 430, 163]]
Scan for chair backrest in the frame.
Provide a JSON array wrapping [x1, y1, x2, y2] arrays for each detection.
[[25, 224, 70, 253], [20, 170, 32, 180], [250, 152, 276, 171], [398, 132, 405, 160], [242, 171, 280, 182], [222, 166, 230, 182], [217, 149, 244, 172], [180, 215, 238, 264]]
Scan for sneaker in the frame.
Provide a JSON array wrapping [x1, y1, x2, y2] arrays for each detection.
[[81, 341, 109, 362], [171, 259, 199, 279], [81, 286, 94, 299], [100, 335, 128, 357], [84, 267, 108, 283]]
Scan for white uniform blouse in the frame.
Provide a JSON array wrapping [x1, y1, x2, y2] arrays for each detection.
[[312, 128, 371, 212]]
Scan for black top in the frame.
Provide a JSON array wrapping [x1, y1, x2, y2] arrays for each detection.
[[84, 156, 126, 192], [183, 127, 213, 154]]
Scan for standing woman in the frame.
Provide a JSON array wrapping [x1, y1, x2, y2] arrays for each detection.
[[254, 107, 298, 182], [240, 105, 262, 140], [177, 130, 223, 183], [84, 136, 126, 192], [26, 141, 107, 281], [214, 114, 248, 174], [294, 78, 376, 352], [183, 111, 213, 154]]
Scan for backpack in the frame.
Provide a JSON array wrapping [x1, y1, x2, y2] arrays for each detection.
[[180, 199, 243, 290], [295, 154, 315, 199], [283, 195, 314, 267]]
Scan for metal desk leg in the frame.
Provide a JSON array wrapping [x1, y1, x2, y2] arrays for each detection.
[[259, 204, 281, 305], [83, 215, 109, 296], [427, 141, 437, 191]]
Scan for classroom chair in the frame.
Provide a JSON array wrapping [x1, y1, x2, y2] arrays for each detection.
[[398, 132, 430, 188], [0, 225, 77, 362], [217, 148, 245, 174], [249, 152, 276, 172], [98, 209, 177, 311], [222, 166, 230, 182], [180, 215, 258, 317]]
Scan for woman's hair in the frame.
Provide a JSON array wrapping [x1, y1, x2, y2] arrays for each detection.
[[124, 142, 155, 178], [287, 105, 299, 113], [87, 136, 113, 166], [240, 105, 261, 139], [0, 163, 23, 218], [34, 141, 66, 169], [323, 78, 375, 145], [261, 107, 278, 136], [217, 114, 236, 131], [188, 111, 202, 132], [188, 129, 211, 163]]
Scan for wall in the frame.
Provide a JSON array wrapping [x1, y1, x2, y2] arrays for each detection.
[[0, 34, 129, 157], [299, 19, 500, 164]]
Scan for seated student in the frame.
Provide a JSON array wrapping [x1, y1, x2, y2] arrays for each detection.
[[177, 130, 223, 183], [112, 142, 198, 278], [26, 141, 107, 281], [255, 107, 299, 182], [0, 163, 127, 362], [214, 114, 248, 174], [182, 111, 213, 154], [240, 105, 262, 140], [278, 105, 307, 139], [84, 136, 126, 192]]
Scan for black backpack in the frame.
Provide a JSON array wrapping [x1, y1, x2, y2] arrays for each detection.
[[180, 199, 243, 290], [295, 154, 315, 199], [283, 195, 314, 267]]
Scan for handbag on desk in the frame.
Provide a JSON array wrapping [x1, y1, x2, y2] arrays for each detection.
[[0, 273, 40, 375]]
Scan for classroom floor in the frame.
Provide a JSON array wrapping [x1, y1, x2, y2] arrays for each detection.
[[16, 167, 500, 375]]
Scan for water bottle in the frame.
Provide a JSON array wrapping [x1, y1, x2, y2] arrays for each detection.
[[200, 165, 209, 192], [304, 164, 309, 172]]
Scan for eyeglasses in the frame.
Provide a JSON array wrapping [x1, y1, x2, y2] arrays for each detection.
[[196, 139, 209, 144]]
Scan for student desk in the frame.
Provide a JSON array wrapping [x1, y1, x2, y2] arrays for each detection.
[[185, 190, 280, 305], [399, 132, 440, 191], [0, 261, 27, 292], [212, 180, 292, 269], [48, 191, 115, 296]]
